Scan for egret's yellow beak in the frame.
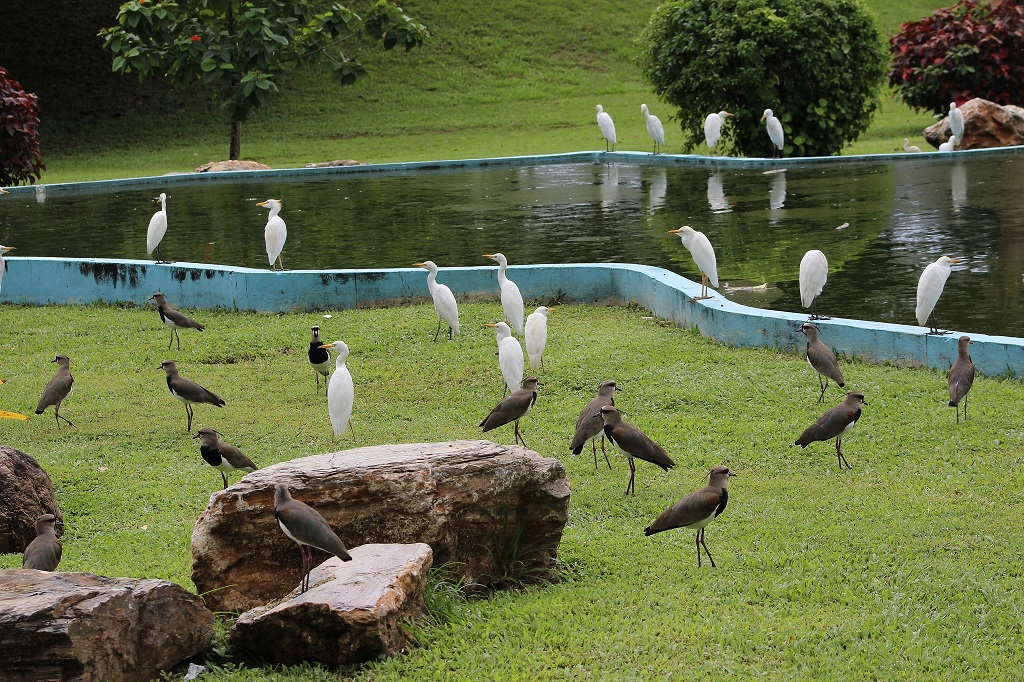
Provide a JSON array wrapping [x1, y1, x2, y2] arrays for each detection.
[[412, 262, 425, 267]]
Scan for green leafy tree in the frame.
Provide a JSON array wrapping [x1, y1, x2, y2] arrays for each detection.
[[100, 0, 427, 160], [636, 0, 887, 157]]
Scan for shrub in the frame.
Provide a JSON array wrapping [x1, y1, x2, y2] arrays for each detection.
[[888, 0, 1024, 115], [0, 66, 45, 187], [635, 0, 887, 157]]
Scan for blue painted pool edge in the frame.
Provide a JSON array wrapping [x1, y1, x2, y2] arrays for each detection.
[[3, 257, 1021, 378]]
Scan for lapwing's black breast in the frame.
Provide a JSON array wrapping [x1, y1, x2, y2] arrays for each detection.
[[308, 342, 329, 364], [714, 488, 729, 518], [199, 445, 222, 467]]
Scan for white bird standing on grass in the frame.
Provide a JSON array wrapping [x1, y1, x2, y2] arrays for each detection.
[[259, 199, 287, 270], [668, 226, 718, 300], [483, 253, 524, 335], [641, 104, 665, 154], [902, 138, 922, 153], [761, 109, 785, 157], [320, 340, 355, 440], [485, 321, 524, 396], [916, 256, 962, 334], [948, 102, 965, 147], [414, 260, 460, 341], [704, 111, 733, 152], [146, 193, 169, 263], [525, 306, 556, 371], [0, 244, 14, 295], [595, 105, 616, 152], [799, 249, 829, 319]]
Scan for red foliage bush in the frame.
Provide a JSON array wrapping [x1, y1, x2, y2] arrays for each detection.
[[0, 66, 45, 187], [888, 0, 1024, 115]]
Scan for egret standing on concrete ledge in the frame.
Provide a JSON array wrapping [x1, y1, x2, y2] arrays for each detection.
[[761, 109, 785, 157], [146, 193, 169, 263], [320, 340, 355, 441], [916, 256, 961, 334], [259, 199, 287, 270], [641, 104, 665, 154], [483, 253, 524, 335], [704, 111, 733, 152], [414, 260, 460, 341], [595, 105, 616, 151], [668, 226, 718, 300], [799, 250, 829, 320]]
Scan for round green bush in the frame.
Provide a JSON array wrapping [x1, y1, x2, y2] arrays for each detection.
[[636, 0, 887, 157]]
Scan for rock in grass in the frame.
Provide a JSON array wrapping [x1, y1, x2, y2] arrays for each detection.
[[0, 445, 62, 554], [924, 98, 1024, 149], [191, 440, 570, 613]]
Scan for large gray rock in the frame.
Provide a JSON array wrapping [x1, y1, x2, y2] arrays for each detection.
[[924, 98, 1024, 149], [0, 445, 62, 553], [0, 570, 213, 682], [191, 440, 570, 613], [230, 543, 432, 666]]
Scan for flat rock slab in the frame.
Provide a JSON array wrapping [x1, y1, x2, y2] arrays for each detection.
[[0, 445, 62, 553], [192, 440, 570, 612], [0, 570, 213, 682], [230, 543, 432, 667]]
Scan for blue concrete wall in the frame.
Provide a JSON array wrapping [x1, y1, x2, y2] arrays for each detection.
[[2, 257, 1021, 377]]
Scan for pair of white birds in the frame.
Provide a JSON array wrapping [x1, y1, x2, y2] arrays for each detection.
[[594, 104, 668, 154], [146, 194, 287, 269]]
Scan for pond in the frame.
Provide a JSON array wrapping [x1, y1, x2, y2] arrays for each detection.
[[2, 153, 1023, 337]]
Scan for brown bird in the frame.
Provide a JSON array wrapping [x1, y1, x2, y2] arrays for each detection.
[[644, 465, 736, 568], [274, 483, 352, 593], [570, 380, 619, 469], [598, 405, 675, 496], [159, 360, 225, 432], [193, 428, 258, 489], [795, 391, 865, 469], [149, 292, 205, 350], [22, 513, 62, 571], [799, 323, 844, 403], [35, 354, 75, 427], [480, 377, 539, 447], [948, 335, 975, 422]]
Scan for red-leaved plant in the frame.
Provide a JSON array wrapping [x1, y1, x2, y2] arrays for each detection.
[[0, 66, 45, 187], [889, 0, 1024, 115]]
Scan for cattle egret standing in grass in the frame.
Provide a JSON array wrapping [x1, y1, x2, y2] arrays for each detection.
[[485, 321, 524, 396], [525, 306, 555, 371], [949, 102, 965, 147], [903, 138, 922, 153], [320, 340, 355, 440], [595, 105, 616, 151], [0, 244, 14, 295], [916, 256, 961, 334], [414, 260, 460, 341], [483, 253, 524, 335], [799, 250, 829, 320], [146, 193, 169, 263], [259, 199, 287, 270], [668, 226, 718, 300], [704, 111, 733, 152], [641, 104, 665, 154], [761, 109, 784, 157]]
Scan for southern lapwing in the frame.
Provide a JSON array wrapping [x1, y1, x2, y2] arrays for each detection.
[[35, 354, 74, 428], [480, 377, 539, 447], [149, 292, 205, 350], [22, 513, 62, 571], [320, 340, 355, 441], [795, 391, 865, 469], [483, 253, 524, 335], [644, 465, 736, 568], [799, 323, 844, 403], [948, 335, 975, 422], [598, 405, 675, 496], [193, 428, 258, 489], [916, 256, 961, 334], [274, 483, 352, 593], [485, 321, 524, 397], [667, 226, 718, 300], [413, 261, 460, 341], [159, 360, 225, 432], [525, 306, 556, 371], [570, 380, 619, 469], [307, 326, 331, 394]]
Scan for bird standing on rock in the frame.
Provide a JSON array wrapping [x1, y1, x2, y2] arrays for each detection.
[[150, 292, 205, 350], [570, 380, 618, 469], [799, 323, 844, 403], [35, 354, 75, 428], [193, 428, 258, 489], [274, 483, 352, 594], [795, 392, 865, 469], [22, 513, 62, 571], [479, 377, 539, 447], [948, 335, 975, 422], [644, 465, 735, 568], [598, 405, 675, 496], [307, 326, 331, 394], [159, 360, 225, 432]]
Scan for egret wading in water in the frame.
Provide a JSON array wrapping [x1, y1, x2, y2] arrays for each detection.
[[595, 105, 616, 152], [414, 260, 460, 341], [799, 249, 829, 320], [704, 111, 733, 153], [641, 104, 665, 154], [0, 244, 14, 295], [668, 226, 718, 300], [485, 321, 524, 397], [146, 193, 169, 263], [259, 199, 287, 270], [761, 109, 784, 158], [525, 306, 556, 371], [320, 340, 355, 441], [948, 102, 965, 147], [483, 253, 524, 335], [916, 256, 961, 334]]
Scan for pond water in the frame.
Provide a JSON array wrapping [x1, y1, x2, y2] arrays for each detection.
[[2, 154, 1023, 337]]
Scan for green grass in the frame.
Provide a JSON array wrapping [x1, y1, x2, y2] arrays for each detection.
[[36, 0, 948, 184], [3, 301, 1024, 680]]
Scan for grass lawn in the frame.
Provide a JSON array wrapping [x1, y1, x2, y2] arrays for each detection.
[[2, 301, 1024, 679]]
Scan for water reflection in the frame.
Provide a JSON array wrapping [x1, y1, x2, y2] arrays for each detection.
[[706, 173, 730, 212], [648, 168, 667, 214], [768, 170, 786, 211], [951, 163, 967, 211]]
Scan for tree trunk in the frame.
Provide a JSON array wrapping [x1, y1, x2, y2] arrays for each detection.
[[230, 119, 241, 160]]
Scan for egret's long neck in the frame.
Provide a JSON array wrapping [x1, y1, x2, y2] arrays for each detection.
[[426, 269, 437, 288], [268, 204, 281, 219], [496, 261, 507, 283], [160, 195, 167, 212], [335, 354, 348, 369]]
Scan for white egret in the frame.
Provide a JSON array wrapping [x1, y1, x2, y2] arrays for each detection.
[[641, 104, 665, 154], [902, 138, 922, 153], [483, 253, 524, 334], [320, 340, 356, 440], [916, 256, 962, 334], [704, 111, 733, 152], [938, 138, 956, 152], [668, 226, 718, 300], [799, 249, 829, 320], [258, 199, 287, 270], [525, 306, 556, 371], [413, 260, 460, 341], [761, 109, 785, 157], [595, 104, 616, 152], [948, 102, 965, 147], [146, 193, 169, 263], [0, 244, 14, 295], [485, 321, 524, 396]]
